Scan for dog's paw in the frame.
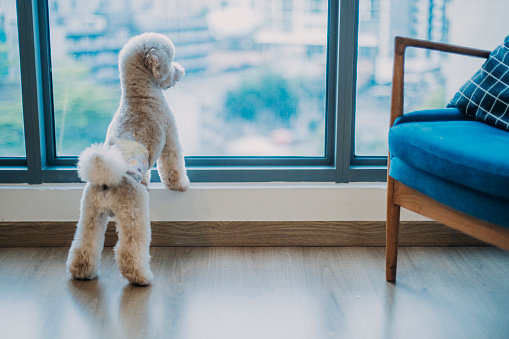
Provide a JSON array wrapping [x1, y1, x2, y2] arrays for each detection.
[[163, 171, 190, 192], [67, 254, 99, 280], [115, 250, 153, 286], [122, 269, 154, 286]]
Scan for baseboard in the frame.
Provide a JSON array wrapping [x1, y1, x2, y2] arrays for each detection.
[[0, 221, 485, 247]]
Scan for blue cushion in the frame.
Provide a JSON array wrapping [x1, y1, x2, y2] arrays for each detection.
[[394, 108, 470, 124], [447, 36, 509, 131], [390, 109, 509, 201], [389, 157, 509, 228], [389, 108, 509, 227]]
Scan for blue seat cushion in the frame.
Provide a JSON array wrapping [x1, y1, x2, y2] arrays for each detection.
[[390, 157, 509, 228], [392, 107, 471, 124], [389, 108, 509, 227]]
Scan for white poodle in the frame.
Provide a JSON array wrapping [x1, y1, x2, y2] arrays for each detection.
[[66, 33, 189, 286]]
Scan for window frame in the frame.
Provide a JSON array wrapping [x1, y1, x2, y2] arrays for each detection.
[[0, 0, 387, 184]]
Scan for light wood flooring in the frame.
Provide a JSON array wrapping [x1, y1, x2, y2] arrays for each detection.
[[1, 246, 509, 339]]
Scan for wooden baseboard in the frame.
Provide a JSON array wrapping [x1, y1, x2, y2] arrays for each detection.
[[0, 221, 485, 247]]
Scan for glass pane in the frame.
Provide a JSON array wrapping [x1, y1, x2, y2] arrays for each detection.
[[355, 0, 509, 156], [0, 1, 25, 157], [48, 0, 328, 157]]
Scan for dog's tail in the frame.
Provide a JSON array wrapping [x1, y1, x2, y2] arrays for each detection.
[[77, 143, 126, 187]]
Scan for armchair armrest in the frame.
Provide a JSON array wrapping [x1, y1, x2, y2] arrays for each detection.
[[389, 36, 491, 127]]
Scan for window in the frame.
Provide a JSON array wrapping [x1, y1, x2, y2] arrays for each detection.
[[42, 0, 341, 183], [48, 1, 328, 158], [0, 0, 24, 158], [354, 0, 509, 157], [2, 0, 508, 184]]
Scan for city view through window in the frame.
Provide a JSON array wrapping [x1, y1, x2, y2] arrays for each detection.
[[0, 0, 23, 157], [1, 0, 508, 161], [355, 0, 509, 156], [48, 0, 329, 157]]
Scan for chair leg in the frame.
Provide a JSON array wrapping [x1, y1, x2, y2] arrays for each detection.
[[386, 177, 401, 282]]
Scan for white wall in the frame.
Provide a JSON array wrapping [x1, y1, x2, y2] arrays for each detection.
[[0, 183, 425, 222], [444, 1, 509, 99]]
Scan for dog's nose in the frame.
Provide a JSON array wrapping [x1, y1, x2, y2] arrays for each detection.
[[173, 62, 185, 79]]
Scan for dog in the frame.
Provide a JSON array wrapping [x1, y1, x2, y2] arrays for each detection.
[[66, 33, 189, 286]]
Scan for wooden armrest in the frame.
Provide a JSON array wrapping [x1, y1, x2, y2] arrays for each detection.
[[389, 36, 491, 127]]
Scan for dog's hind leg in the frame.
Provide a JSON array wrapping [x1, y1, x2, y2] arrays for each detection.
[[112, 181, 153, 286], [67, 183, 109, 280]]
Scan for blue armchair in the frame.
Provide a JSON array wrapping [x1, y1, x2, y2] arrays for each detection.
[[386, 37, 509, 282]]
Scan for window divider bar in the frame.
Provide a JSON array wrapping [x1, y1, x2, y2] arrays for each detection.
[[336, 0, 360, 183], [325, 0, 340, 169], [16, 0, 45, 184], [37, 0, 57, 168]]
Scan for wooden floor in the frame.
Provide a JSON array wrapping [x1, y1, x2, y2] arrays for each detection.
[[1, 247, 509, 339]]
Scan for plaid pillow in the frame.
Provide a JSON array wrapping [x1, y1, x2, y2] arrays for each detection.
[[447, 36, 509, 131]]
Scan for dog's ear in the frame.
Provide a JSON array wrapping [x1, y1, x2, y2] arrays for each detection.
[[145, 48, 169, 80]]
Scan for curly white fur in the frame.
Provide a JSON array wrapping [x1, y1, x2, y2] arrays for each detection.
[[77, 143, 126, 186], [67, 33, 189, 286]]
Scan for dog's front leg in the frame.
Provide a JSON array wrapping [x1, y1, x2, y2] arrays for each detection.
[[67, 183, 109, 280], [157, 123, 190, 192], [113, 183, 153, 286]]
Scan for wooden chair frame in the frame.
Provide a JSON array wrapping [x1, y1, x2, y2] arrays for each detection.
[[386, 36, 509, 282]]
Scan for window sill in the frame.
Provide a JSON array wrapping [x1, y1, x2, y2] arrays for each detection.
[[0, 182, 425, 222]]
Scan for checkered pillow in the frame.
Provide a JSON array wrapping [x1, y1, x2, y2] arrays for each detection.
[[447, 36, 509, 131]]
